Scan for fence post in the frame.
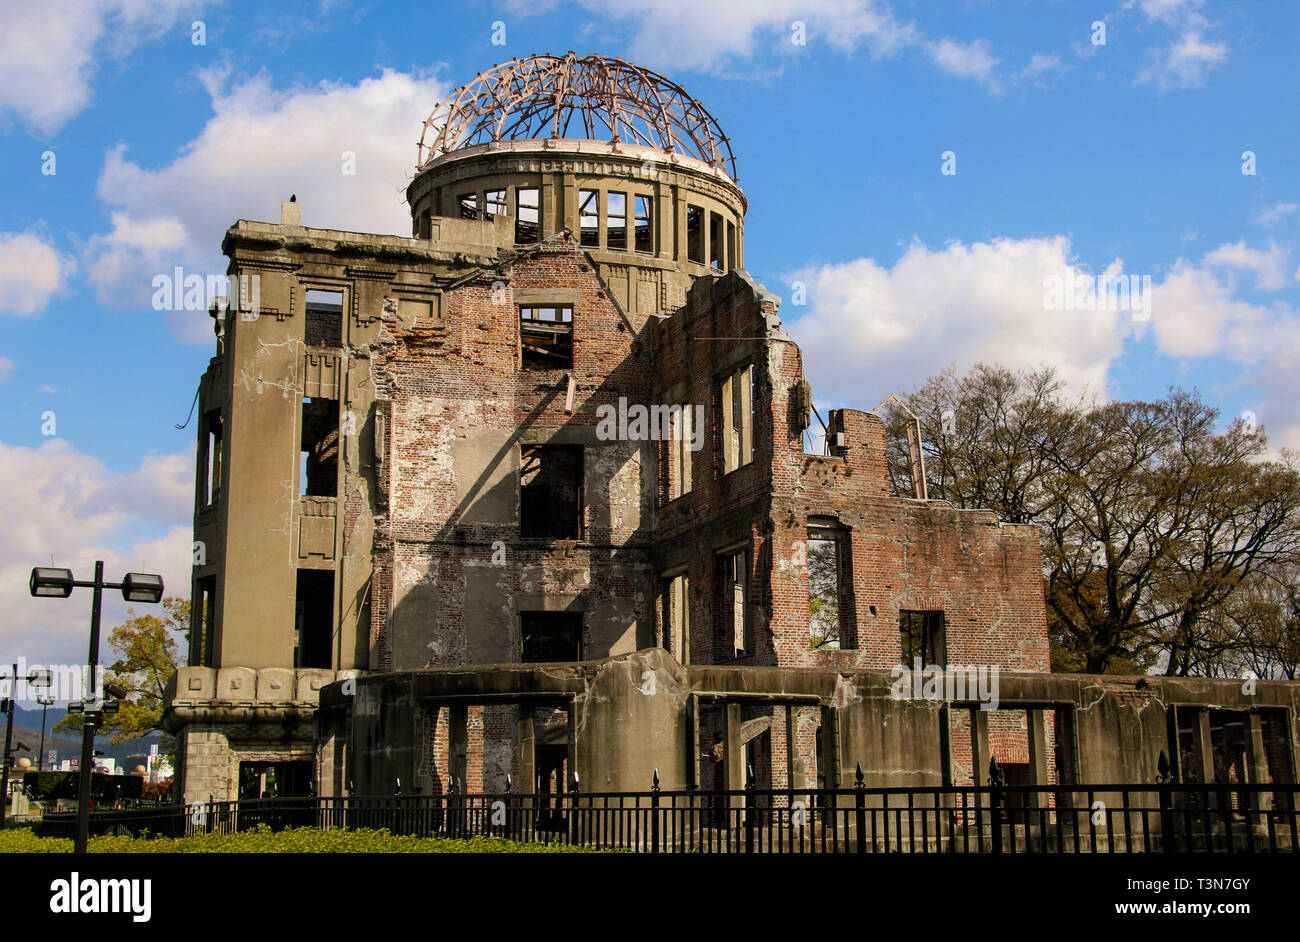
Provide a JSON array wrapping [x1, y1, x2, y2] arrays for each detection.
[[854, 764, 866, 853], [988, 758, 1004, 854], [745, 765, 755, 854], [504, 774, 513, 842], [1156, 750, 1175, 853], [651, 769, 661, 854], [570, 771, 581, 847]]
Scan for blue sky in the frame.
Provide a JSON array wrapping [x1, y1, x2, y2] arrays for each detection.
[[1, 0, 1298, 670]]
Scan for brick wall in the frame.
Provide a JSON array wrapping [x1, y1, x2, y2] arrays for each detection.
[[653, 269, 1049, 673]]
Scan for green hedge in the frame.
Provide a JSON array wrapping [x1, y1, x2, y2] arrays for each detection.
[[21, 771, 143, 801], [0, 824, 608, 854]]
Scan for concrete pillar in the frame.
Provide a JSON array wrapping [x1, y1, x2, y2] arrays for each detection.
[[970, 707, 990, 801], [784, 704, 796, 793], [722, 702, 743, 820], [1194, 709, 1215, 784], [938, 703, 953, 786], [1244, 712, 1272, 815], [566, 704, 578, 790], [517, 706, 535, 811], [673, 186, 686, 263], [1027, 709, 1047, 809], [685, 696, 699, 789], [560, 171, 577, 235]]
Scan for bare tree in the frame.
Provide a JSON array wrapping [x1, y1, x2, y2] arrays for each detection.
[[883, 364, 1300, 675]]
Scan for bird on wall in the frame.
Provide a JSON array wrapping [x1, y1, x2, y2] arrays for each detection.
[[290, 194, 297, 202]]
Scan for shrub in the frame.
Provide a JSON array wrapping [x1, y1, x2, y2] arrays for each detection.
[[0, 824, 609, 854]]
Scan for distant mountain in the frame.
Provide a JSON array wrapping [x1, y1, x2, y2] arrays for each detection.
[[8, 703, 162, 766]]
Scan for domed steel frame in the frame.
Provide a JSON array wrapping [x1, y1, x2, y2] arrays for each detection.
[[418, 52, 738, 180]]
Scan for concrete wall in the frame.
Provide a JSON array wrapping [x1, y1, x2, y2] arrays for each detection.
[[319, 652, 1300, 800]]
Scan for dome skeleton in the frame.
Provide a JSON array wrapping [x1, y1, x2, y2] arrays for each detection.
[[418, 52, 737, 180]]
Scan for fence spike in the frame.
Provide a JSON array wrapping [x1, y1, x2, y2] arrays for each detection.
[[855, 763, 864, 787], [652, 768, 660, 790], [1156, 749, 1171, 783]]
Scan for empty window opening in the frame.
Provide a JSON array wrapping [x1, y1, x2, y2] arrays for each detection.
[[742, 707, 773, 794], [520, 305, 573, 369], [520, 444, 583, 540], [194, 576, 216, 667], [300, 397, 339, 497], [808, 524, 844, 650], [686, 205, 704, 263], [294, 568, 334, 669], [521, 612, 582, 662], [515, 187, 540, 243], [634, 195, 653, 254], [239, 760, 312, 799], [709, 212, 725, 270], [578, 189, 600, 247], [900, 610, 946, 665], [606, 192, 627, 250], [485, 189, 506, 219], [304, 289, 343, 346], [201, 410, 223, 507], [727, 221, 737, 269], [718, 546, 751, 658], [721, 364, 755, 473], [698, 703, 729, 821], [533, 740, 569, 829], [667, 403, 693, 499], [662, 572, 690, 663], [459, 192, 480, 219]]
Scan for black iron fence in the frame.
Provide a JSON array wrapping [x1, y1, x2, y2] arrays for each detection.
[[40, 776, 1299, 853]]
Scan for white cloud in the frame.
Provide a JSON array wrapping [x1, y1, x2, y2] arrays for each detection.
[[1147, 259, 1272, 360], [1256, 203, 1298, 227], [505, 0, 1019, 91], [786, 236, 1127, 408], [1132, 0, 1205, 24], [87, 67, 449, 341], [787, 236, 1300, 453], [1145, 249, 1300, 451], [0, 357, 13, 381], [1137, 30, 1228, 91], [0, 440, 194, 668], [1016, 53, 1070, 84], [927, 38, 1001, 91], [0, 0, 213, 135], [1202, 240, 1291, 292], [0, 231, 69, 316], [531, 0, 919, 73]]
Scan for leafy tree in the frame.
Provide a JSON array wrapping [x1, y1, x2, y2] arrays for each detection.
[[54, 598, 189, 754]]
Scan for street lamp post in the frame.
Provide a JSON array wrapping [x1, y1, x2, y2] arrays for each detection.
[[36, 693, 54, 771], [1, 665, 52, 824], [29, 561, 162, 853]]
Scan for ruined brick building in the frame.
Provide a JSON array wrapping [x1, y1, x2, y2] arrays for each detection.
[[164, 54, 1297, 805]]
